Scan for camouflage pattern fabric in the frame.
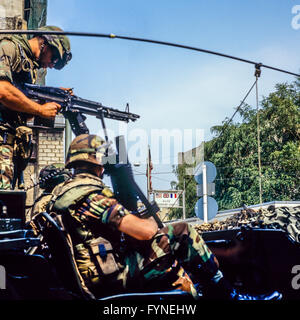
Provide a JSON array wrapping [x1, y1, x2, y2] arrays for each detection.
[[195, 205, 300, 243], [38, 26, 72, 70], [117, 222, 214, 298], [50, 172, 219, 298], [0, 144, 14, 189], [74, 194, 215, 297], [0, 35, 38, 87], [0, 35, 40, 190], [65, 134, 107, 168], [30, 193, 53, 219], [0, 35, 39, 127]]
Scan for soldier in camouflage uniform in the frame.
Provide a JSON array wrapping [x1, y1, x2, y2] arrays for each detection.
[[0, 26, 72, 189], [30, 163, 71, 220], [48, 134, 281, 300]]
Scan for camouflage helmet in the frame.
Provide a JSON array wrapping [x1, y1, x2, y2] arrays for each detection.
[[38, 26, 72, 70], [66, 134, 108, 168], [39, 163, 71, 191]]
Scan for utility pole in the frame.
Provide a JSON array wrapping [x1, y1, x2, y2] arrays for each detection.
[[146, 145, 151, 201], [255, 64, 263, 206], [202, 163, 208, 223], [183, 178, 186, 220], [65, 119, 72, 159]]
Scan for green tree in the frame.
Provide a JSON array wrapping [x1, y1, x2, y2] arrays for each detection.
[[170, 80, 300, 218]]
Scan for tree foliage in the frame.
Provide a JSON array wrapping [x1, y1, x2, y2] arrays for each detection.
[[170, 80, 300, 219]]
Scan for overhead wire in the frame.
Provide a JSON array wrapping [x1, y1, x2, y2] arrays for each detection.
[[172, 71, 260, 215], [209, 78, 258, 148], [1, 30, 299, 77], [2, 29, 296, 216]]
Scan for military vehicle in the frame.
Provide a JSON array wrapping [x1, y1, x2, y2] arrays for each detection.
[[0, 189, 299, 301]]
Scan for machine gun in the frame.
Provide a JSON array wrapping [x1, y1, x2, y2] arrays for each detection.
[[20, 83, 163, 228], [20, 83, 140, 136]]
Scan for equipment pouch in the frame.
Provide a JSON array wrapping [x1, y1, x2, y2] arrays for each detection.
[[89, 237, 119, 275], [13, 126, 33, 163]]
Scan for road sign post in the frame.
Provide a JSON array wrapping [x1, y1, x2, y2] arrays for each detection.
[[194, 161, 218, 222], [202, 163, 208, 222]]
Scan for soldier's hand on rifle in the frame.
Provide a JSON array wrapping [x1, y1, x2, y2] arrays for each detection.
[[39, 102, 61, 119]]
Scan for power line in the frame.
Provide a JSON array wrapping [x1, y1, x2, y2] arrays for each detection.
[[1, 30, 299, 77], [210, 78, 257, 147]]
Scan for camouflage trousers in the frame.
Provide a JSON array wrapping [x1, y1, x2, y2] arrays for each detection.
[[0, 144, 14, 190], [88, 222, 218, 297]]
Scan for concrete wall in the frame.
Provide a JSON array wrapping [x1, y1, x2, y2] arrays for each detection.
[[0, 0, 24, 18], [0, 0, 25, 30]]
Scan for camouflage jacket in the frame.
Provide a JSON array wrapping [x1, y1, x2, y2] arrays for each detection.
[[30, 192, 52, 220], [49, 172, 130, 248], [0, 35, 41, 128]]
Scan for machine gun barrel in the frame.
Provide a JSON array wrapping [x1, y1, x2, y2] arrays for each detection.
[[71, 96, 139, 122], [22, 83, 140, 123]]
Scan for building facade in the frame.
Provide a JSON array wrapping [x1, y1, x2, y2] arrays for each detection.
[[0, 0, 66, 207]]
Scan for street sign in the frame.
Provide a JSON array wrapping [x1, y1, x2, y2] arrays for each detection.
[[195, 196, 218, 221], [154, 191, 182, 208], [194, 161, 217, 184], [197, 183, 215, 197]]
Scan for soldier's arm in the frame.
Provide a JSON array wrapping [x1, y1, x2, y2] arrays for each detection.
[[0, 40, 60, 119], [77, 191, 158, 241], [118, 214, 158, 240], [0, 80, 61, 119]]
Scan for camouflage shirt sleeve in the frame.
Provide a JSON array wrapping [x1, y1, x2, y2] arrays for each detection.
[[76, 188, 130, 229], [0, 39, 17, 83]]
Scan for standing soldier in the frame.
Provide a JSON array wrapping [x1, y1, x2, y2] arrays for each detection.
[[48, 134, 282, 300], [0, 26, 72, 189]]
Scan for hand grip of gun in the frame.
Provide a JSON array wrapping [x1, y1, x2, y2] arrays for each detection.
[[104, 136, 164, 229]]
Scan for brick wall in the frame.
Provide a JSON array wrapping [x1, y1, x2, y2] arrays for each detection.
[[37, 129, 65, 169], [24, 128, 65, 208]]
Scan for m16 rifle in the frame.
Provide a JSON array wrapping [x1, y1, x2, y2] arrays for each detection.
[[20, 83, 163, 228]]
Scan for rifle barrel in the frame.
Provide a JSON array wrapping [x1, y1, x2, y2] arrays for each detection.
[[72, 97, 139, 122]]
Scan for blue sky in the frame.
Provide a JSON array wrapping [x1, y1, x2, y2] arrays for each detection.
[[46, 0, 300, 193]]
